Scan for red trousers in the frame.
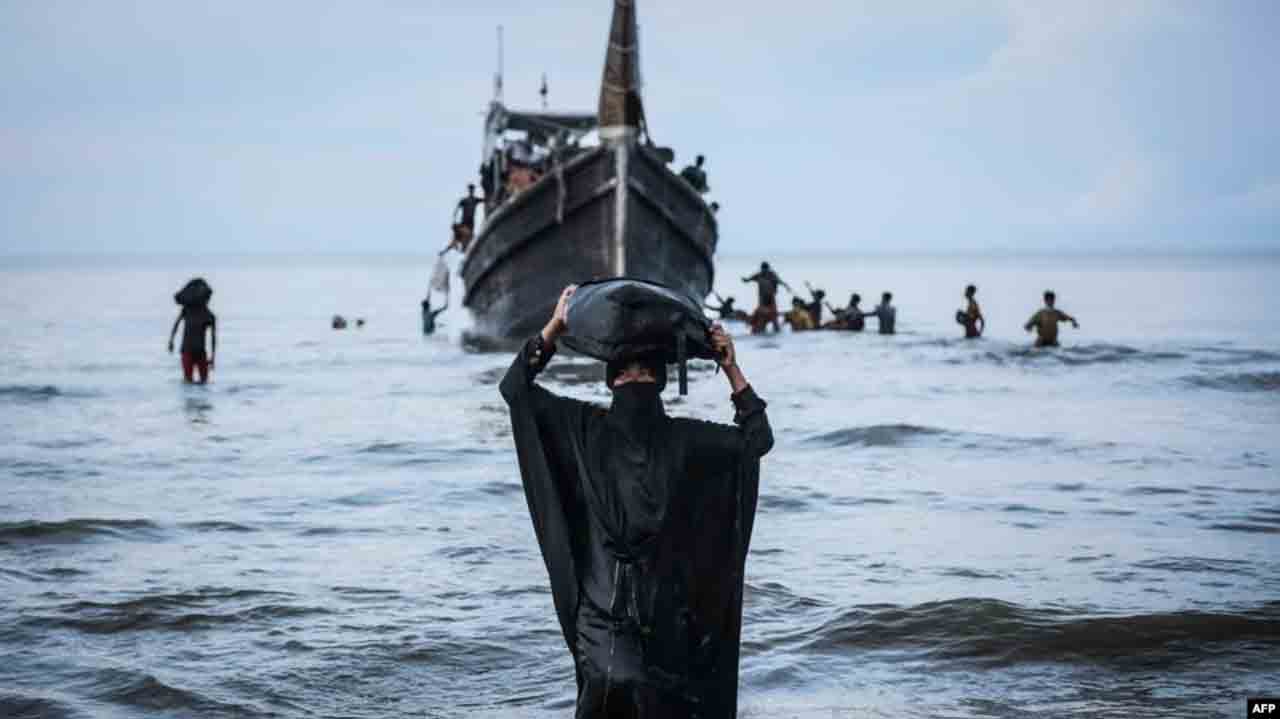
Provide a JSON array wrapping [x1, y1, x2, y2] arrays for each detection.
[[181, 352, 209, 383]]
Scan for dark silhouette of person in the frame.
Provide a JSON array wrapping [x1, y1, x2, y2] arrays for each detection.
[[784, 297, 816, 331], [421, 296, 448, 335], [824, 293, 866, 331], [743, 261, 792, 334], [168, 304, 216, 384], [680, 154, 710, 193], [455, 183, 482, 230], [500, 285, 773, 717], [705, 292, 747, 322], [869, 292, 897, 335], [1025, 290, 1079, 347], [445, 184, 483, 254], [961, 284, 985, 339], [803, 283, 827, 325]]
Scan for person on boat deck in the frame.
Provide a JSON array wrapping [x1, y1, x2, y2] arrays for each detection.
[[168, 303, 216, 384], [421, 295, 448, 335], [1024, 290, 1079, 347], [961, 284, 985, 339], [743, 261, 791, 334], [479, 159, 499, 210], [500, 285, 773, 717], [803, 285, 827, 325], [784, 297, 816, 332], [869, 292, 897, 335], [505, 141, 541, 197], [454, 184, 483, 232], [823, 293, 866, 331], [705, 293, 747, 322], [445, 184, 483, 255], [680, 154, 710, 194]]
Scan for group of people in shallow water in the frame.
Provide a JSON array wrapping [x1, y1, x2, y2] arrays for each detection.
[[709, 261, 1081, 347]]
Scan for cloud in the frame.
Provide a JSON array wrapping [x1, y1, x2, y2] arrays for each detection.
[[0, 1, 1276, 255]]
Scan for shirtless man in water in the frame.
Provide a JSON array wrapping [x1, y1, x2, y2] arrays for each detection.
[[1024, 290, 1079, 347]]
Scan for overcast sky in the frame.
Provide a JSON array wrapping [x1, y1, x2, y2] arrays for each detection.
[[2, 1, 1276, 256]]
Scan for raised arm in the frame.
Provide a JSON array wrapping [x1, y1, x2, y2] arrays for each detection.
[[167, 311, 183, 353], [681, 325, 774, 486], [498, 285, 586, 427]]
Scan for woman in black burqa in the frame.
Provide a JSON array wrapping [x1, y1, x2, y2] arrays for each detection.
[[500, 285, 774, 718]]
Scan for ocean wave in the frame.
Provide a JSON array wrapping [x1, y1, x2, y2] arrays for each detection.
[[941, 343, 1191, 368], [0, 693, 85, 719], [757, 493, 813, 513], [0, 384, 62, 402], [31, 588, 326, 634], [0, 458, 72, 481], [1190, 346, 1280, 366], [1181, 371, 1280, 392], [1132, 556, 1254, 576], [221, 382, 283, 396], [806, 424, 1063, 452], [1207, 522, 1280, 534], [780, 597, 1280, 666], [181, 520, 258, 533], [90, 668, 254, 713], [356, 441, 417, 455], [0, 518, 162, 546], [808, 424, 946, 448]]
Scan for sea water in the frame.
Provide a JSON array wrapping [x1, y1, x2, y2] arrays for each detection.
[[1, 253, 1277, 718]]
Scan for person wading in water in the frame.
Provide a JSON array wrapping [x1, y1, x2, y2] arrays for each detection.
[[500, 285, 773, 717], [742, 261, 791, 334], [167, 303, 216, 384]]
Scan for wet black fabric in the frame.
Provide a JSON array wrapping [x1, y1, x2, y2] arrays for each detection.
[[500, 338, 773, 718], [561, 279, 718, 365], [561, 279, 718, 396]]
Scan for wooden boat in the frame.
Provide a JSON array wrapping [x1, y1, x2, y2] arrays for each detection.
[[460, 0, 718, 340]]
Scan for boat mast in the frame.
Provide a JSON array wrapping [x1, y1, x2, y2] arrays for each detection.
[[494, 25, 504, 103], [598, 0, 643, 143], [599, 0, 646, 276]]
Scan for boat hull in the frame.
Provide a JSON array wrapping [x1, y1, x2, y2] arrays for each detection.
[[461, 143, 717, 340]]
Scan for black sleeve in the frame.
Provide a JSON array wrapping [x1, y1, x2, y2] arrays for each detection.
[[682, 385, 773, 476], [498, 337, 592, 653]]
